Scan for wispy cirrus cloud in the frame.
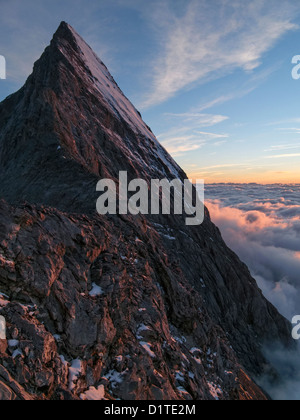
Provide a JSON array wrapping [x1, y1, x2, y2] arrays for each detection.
[[277, 128, 300, 134], [196, 131, 228, 139], [142, 0, 299, 108], [195, 64, 282, 112], [265, 144, 300, 152], [161, 136, 206, 156], [158, 112, 229, 156], [164, 112, 228, 124], [267, 153, 300, 159], [160, 132, 228, 157], [200, 163, 247, 170], [266, 119, 300, 127]]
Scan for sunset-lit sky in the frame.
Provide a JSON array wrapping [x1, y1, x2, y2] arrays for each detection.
[[1, 0, 300, 183]]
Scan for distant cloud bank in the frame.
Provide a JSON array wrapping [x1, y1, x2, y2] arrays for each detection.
[[205, 183, 300, 321]]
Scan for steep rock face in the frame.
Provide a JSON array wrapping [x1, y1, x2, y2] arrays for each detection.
[[0, 22, 183, 212], [0, 22, 293, 400]]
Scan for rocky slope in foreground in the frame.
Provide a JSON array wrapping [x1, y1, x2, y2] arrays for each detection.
[[0, 22, 293, 400]]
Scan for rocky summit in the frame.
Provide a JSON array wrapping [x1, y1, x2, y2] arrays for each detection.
[[0, 22, 293, 400]]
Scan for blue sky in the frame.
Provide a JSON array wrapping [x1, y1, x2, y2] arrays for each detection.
[[1, 0, 300, 183]]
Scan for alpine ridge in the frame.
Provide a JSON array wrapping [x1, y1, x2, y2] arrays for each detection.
[[0, 22, 293, 400]]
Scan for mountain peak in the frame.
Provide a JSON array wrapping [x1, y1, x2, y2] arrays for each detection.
[[52, 21, 88, 48], [54, 20, 74, 36], [0, 22, 294, 401], [57, 20, 72, 31], [51, 22, 160, 146], [50, 21, 80, 58], [0, 22, 183, 212], [52, 21, 92, 58]]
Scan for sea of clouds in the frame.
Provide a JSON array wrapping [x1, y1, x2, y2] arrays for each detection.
[[205, 184, 300, 400], [205, 184, 300, 320]]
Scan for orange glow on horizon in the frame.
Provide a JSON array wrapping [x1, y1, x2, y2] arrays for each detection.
[[187, 169, 300, 185]]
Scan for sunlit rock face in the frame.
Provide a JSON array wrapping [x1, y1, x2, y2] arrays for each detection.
[[0, 22, 293, 400]]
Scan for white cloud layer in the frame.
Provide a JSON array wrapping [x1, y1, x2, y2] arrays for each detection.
[[206, 184, 300, 399], [205, 184, 300, 320]]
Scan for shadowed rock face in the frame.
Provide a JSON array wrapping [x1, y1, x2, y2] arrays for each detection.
[[0, 22, 293, 400]]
